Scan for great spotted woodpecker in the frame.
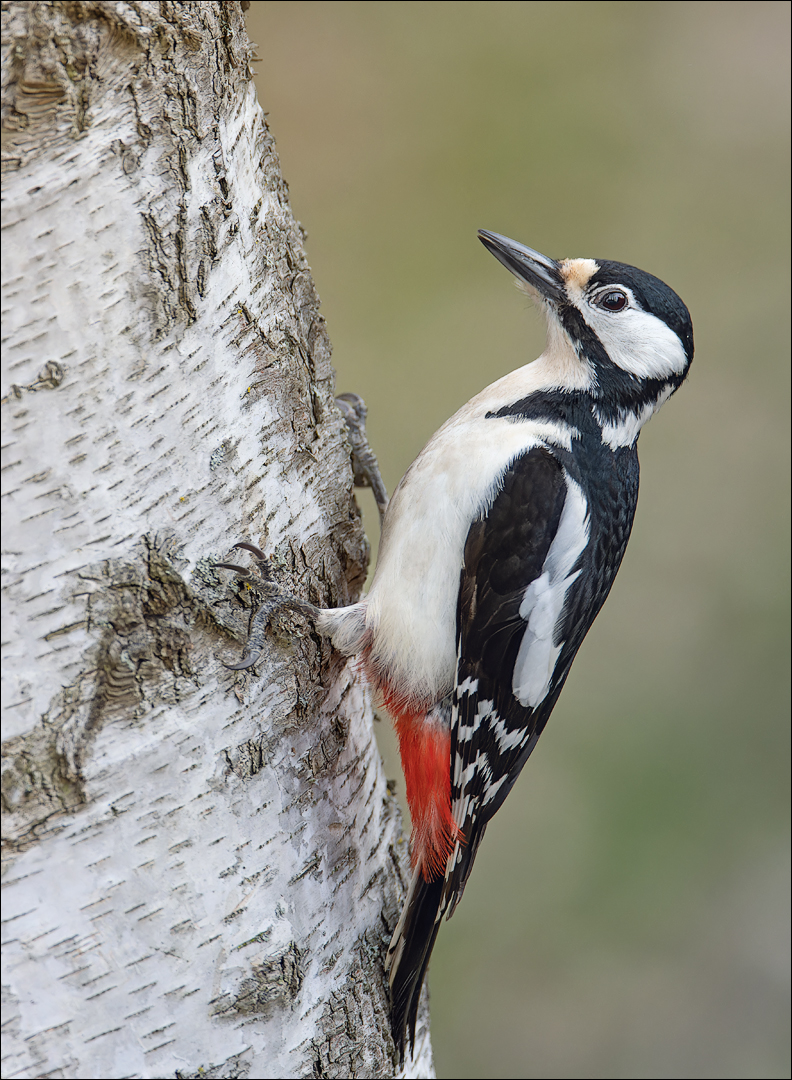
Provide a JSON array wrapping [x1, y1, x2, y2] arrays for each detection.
[[217, 231, 693, 1062]]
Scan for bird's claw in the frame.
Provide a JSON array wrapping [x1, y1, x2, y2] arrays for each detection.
[[336, 393, 389, 522], [232, 541, 269, 562], [213, 562, 251, 575], [213, 542, 320, 671], [222, 655, 260, 671], [212, 541, 272, 585]]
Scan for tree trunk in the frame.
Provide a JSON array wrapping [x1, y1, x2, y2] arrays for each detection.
[[1, 3, 433, 1076]]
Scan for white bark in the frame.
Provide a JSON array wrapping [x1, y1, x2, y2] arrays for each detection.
[[1, 3, 433, 1077]]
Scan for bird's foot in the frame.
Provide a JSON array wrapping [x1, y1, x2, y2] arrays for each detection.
[[213, 542, 320, 670], [336, 393, 389, 522]]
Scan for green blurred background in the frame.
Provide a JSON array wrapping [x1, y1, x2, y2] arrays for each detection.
[[245, 3, 790, 1076]]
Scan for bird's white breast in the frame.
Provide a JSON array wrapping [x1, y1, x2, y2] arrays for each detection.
[[364, 356, 580, 704]]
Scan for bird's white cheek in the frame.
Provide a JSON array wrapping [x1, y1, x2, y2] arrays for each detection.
[[589, 310, 687, 380]]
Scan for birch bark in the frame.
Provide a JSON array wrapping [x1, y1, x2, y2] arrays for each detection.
[[1, 3, 433, 1076]]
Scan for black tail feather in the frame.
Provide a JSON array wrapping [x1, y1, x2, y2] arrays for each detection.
[[387, 869, 445, 1065]]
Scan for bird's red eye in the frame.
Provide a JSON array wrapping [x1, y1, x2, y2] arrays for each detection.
[[596, 290, 628, 312]]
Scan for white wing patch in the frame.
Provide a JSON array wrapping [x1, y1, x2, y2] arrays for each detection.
[[512, 474, 589, 708], [453, 756, 480, 789], [489, 712, 529, 753], [482, 774, 508, 805], [456, 676, 479, 697], [455, 695, 497, 743]]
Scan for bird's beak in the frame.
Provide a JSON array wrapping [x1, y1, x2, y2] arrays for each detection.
[[478, 230, 565, 304]]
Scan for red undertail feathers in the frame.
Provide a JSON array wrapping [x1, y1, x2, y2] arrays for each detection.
[[393, 709, 462, 880], [361, 646, 462, 880]]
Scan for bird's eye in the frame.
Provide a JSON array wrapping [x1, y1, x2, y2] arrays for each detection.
[[595, 290, 628, 312]]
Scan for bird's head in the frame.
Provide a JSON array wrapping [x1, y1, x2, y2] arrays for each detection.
[[478, 230, 693, 413]]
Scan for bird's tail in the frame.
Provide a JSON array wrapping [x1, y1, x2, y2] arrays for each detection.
[[386, 863, 445, 1065]]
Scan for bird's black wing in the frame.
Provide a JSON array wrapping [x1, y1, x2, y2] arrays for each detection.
[[441, 435, 643, 915], [442, 444, 580, 914]]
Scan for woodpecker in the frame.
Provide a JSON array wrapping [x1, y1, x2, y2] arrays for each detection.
[[217, 230, 693, 1063]]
